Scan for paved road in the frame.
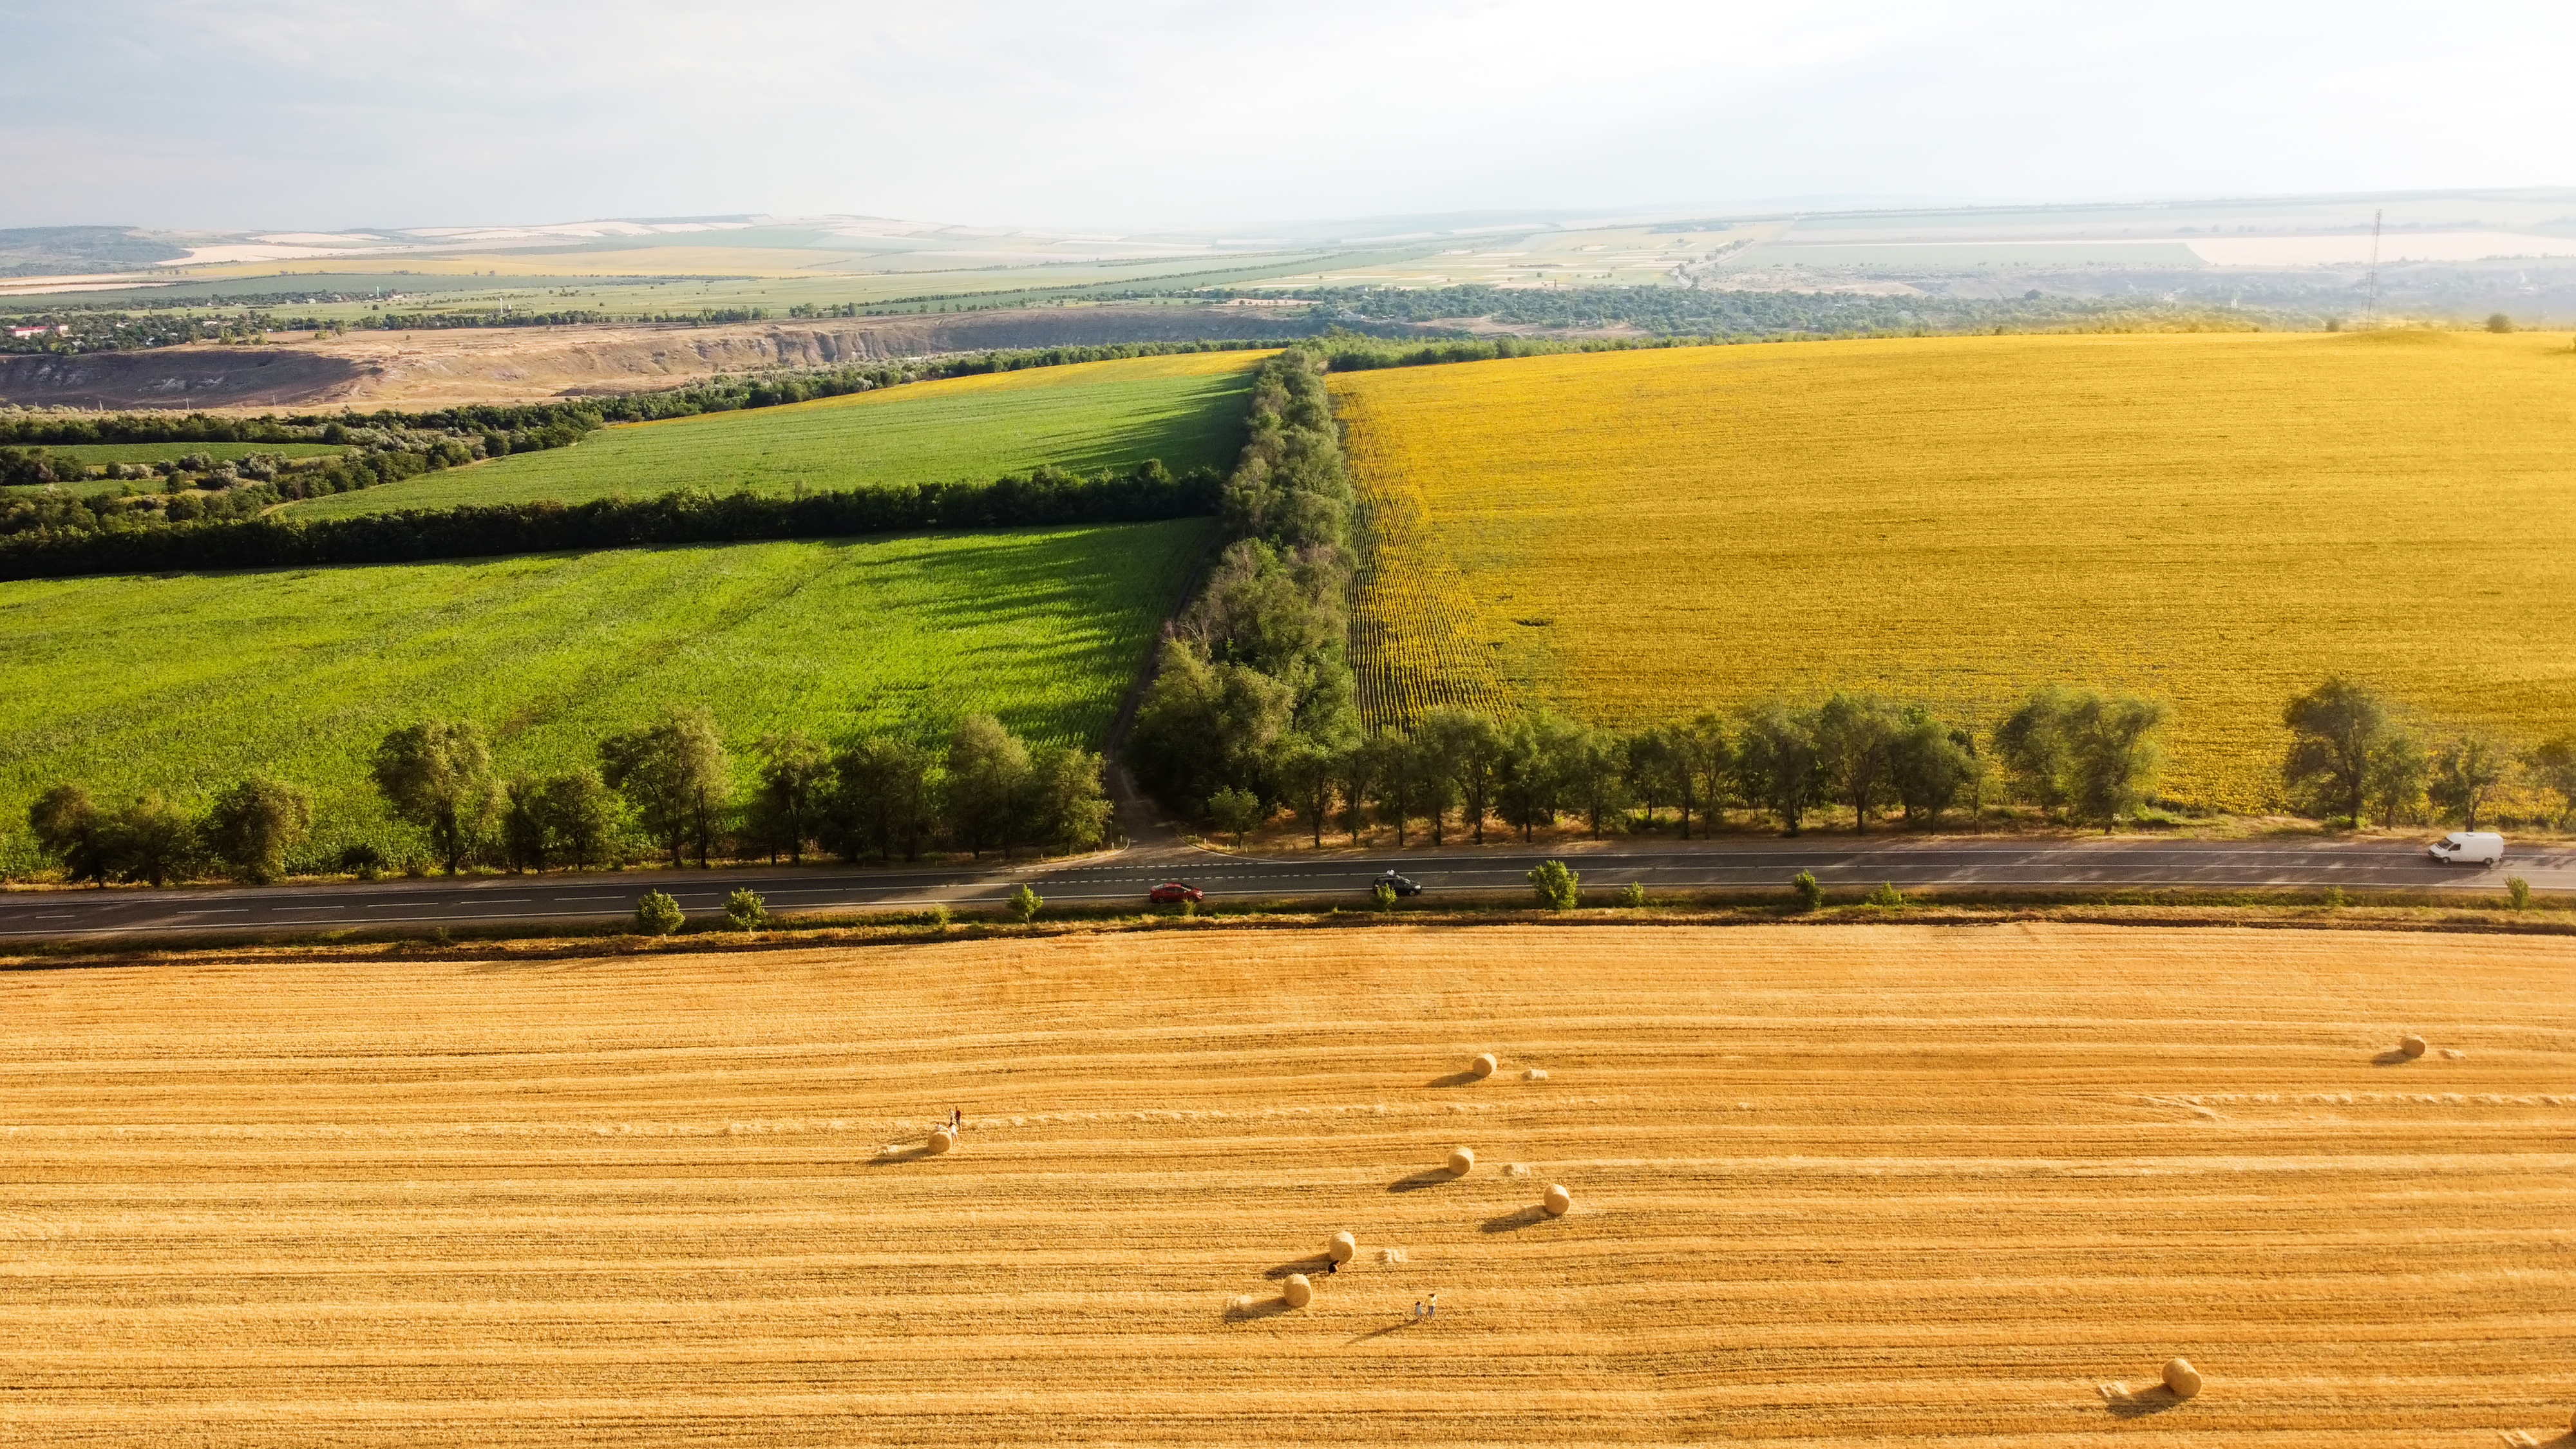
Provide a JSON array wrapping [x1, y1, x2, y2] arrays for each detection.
[[0, 836, 2561, 942]]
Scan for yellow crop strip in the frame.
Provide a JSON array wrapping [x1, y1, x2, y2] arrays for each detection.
[[1332, 331, 2576, 811]]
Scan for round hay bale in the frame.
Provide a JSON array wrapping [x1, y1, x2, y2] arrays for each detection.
[[1328, 1231, 1356, 1264], [2162, 1357, 2201, 1400], [2400, 1034, 2428, 1059], [1470, 1052, 1498, 1078], [1542, 1183, 1572, 1217], [925, 1127, 954, 1155], [1448, 1146, 1475, 1174], [1283, 1274, 1313, 1308]]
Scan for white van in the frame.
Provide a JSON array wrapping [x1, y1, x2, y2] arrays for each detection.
[[2427, 831, 2505, 866]]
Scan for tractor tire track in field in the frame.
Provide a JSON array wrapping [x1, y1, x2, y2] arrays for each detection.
[[3, 923, 2571, 1445]]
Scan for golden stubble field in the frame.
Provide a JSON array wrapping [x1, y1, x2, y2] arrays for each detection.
[[4, 924, 2572, 1446], [1332, 331, 2576, 810]]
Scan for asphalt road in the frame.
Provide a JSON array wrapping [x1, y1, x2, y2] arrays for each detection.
[[0, 836, 2560, 942]]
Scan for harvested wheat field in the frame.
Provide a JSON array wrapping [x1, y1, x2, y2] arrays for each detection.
[[5, 923, 2573, 1446]]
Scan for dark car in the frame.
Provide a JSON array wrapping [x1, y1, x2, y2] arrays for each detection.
[[1374, 871, 1424, 897], [1149, 882, 1205, 904]]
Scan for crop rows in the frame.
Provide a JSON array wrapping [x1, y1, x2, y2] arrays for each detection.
[[3, 924, 2569, 1444], [1330, 330, 2576, 810], [289, 350, 1269, 518], [0, 520, 1206, 873], [1340, 384, 1513, 724]]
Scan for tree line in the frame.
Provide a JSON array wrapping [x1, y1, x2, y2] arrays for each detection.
[[0, 403, 598, 448], [1192, 677, 2576, 848], [1187, 686, 2164, 848], [0, 461, 1217, 580], [2280, 676, 2576, 831], [1, 446, 461, 542], [1269, 285, 2293, 340], [1128, 342, 1365, 813], [23, 709, 1114, 887]]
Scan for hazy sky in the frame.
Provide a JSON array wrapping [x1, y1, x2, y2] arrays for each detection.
[[5, 0, 2570, 232]]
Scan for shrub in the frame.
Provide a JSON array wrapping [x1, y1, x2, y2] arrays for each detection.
[[724, 888, 766, 931], [1528, 859, 1579, 910], [1865, 881, 1905, 908], [1792, 869, 1825, 911], [1207, 786, 1265, 847], [634, 890, 684, 935], [1008, 884, 1043, 923], [1620, 881, 1647, 908], [2506, 875, 2531, 911], [1373, 880, 1399, 911], [336, 842, 386, 880]]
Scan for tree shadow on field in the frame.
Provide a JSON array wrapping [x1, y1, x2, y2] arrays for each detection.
[[1426, 1071, 1482, 1088], [1480, 1205, 1548, 1233], [1388, 1168, 1463, 1194], [2101, 1385, 2183, 1419], [1265, 1254, 1332, 1281], [1223, 1296, 1296, 1323]]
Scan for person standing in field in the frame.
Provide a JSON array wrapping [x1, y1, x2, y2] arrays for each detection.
[[1412, 1300, 1425, 1322], [1426, 1292, 1437, 1320]]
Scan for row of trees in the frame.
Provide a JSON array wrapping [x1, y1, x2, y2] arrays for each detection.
[[1195, 676, 2576, 846], [0, 461, 1218, 582], [1198, 685, 2167, 847], [2281, 677, 2576, 829], [24, 709, 1114, 887], [1130, 343, 1363, 811], [1, 446, 454, 542]]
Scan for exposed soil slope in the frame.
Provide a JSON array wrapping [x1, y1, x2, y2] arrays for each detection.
[[0, 305, 1321, 411], [3, 923, 2569, 1446]]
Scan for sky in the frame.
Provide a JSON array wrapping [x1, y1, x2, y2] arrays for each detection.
[[4, 0, 2571, 233]]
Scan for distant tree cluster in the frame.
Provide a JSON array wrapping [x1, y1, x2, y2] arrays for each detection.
[[1, 444, 463, 544], [23, 711, 1112, 887]]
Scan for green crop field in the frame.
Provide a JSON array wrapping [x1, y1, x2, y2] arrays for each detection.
[[287, 351, 1268, 520], [0, 520, 1207, 873]]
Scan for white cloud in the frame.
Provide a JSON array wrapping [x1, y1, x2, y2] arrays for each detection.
[[1, 0, 2569, 229]]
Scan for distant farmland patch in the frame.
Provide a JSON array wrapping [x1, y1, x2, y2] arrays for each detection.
[[1334, 331, 2576, 809], [0, 520, 1205, 871], [288, 350, 1269, 519], [26, 440, 353, 467]]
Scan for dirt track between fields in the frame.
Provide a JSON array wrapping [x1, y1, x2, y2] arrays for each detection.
[[0, 305, 1323, 411], [4, 923, 2571, 1445]]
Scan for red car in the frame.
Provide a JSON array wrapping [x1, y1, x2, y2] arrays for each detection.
[[1149, 882, 1204, 904]]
